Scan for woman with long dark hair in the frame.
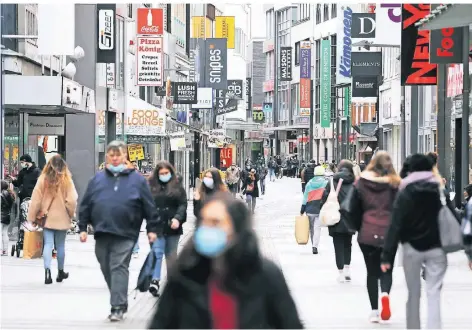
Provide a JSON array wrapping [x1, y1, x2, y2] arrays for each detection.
[[147, 161, 188, 296], [242, 167, 259, 214], [149, 193, 303, 329], [193, 168, 227, 218], [342, 151, 400, 323], [27, 155, 78, 284]]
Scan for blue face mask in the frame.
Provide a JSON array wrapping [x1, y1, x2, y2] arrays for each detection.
[[159, 173, 172, 183], [108, 164, 125, 174], [194, 225, 227, 258]]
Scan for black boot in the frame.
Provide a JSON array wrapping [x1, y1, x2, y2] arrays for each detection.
[[45, 269, 53, 284], [149, 279, 160, 297], [56, 269, 69, 282]]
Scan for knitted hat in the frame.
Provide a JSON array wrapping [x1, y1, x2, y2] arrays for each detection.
[[314, 166, 325, 176], [20, 154, 33, 163]]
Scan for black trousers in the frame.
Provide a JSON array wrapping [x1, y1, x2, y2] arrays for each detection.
[[332, 234, 352, 270], [359, 243, 394, 310]]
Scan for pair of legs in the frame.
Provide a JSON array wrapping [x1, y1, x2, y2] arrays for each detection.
[[228, 183, 237, 196], [301, 182, 306, 193], [259, 179, 266, 195], [95, 234, 135, 315], [359, 244, 393, 314], [307, 214, 321, 250], [1, 223, 9, 254], [269, 168, 275, 181], [246, 195, 257, 214], [151, 235, 180, 281], [43, 229, 67, 270], [333, 234, 352, 270], [402, 243, 447, 329]]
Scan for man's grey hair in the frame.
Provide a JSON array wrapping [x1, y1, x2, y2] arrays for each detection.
[[106, 140, 127, 153]]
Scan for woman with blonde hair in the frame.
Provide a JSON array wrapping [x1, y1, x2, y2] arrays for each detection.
[[28, 155, 78, 284], [342, 150, 400, 323], [193, 168, 227, 218]]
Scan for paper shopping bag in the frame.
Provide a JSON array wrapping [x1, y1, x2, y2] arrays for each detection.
[[23, 231, 43, 259], [295, 215, 309, 245]]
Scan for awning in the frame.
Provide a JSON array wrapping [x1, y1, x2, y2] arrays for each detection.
[[263, 125, 309, 131], [417, 5, 472, 30]]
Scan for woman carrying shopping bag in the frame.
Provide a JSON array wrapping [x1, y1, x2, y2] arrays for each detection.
[[27, 155, 78, 284], [147, 161, 187, 297]]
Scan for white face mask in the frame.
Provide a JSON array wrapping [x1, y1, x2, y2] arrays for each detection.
[[203, 177, 214, 189]]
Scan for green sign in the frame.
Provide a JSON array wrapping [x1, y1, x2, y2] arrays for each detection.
[[320, 39, 331, 128], [344, 86, 351, 117]]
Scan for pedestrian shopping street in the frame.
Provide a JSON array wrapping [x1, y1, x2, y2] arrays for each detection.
[[1, 178, 471, 329]]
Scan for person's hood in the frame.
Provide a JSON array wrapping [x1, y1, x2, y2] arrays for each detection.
[[334, 169, 355, 184], [399, 171, 438, 191], [359, 170, 399, 191]]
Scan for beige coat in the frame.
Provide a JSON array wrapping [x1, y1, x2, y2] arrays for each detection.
[[27, 175, 78, 231]]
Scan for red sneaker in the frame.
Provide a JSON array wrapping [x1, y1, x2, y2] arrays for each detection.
[[380, 294, 391, 321]]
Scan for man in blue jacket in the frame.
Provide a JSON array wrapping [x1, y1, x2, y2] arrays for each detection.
[[78, 140, 160, 322]]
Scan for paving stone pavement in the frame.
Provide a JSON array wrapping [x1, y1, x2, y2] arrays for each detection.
[[2, 178, 472, 329]]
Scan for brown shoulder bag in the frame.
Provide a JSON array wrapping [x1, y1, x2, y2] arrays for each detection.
[[34, 197, 55, 228]]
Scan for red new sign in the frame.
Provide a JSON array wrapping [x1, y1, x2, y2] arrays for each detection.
[[401, 4, 437, 85]]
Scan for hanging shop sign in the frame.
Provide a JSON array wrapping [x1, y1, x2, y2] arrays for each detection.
[[280, 47, 293, 81], [191, 17, 212, 39], [215, 16, 235, 49], [252, 109, 265, 123], [336, 5, 352, 84], [220, 148, 233, 168], [124, 97, 166, 136], [136, 36, 163, 86], [216, 89, 238, 116], [96, 4, 116, 63], [137, 8, 164, 36], [155, 83, 174, 97], [205, 38, 228, 90], [401, 4, 437, 86], [245, 78, 252, 112], [173, 82, 198, 104], [351, 13, 376, 39], [320, 39, 331, 128], [300, 41, 311, 79], [169, 131, 187, 151], [227, 80, 244, 99], [192, 87, 213, 109], [351, 52, 382, 77], [352, 76, 378, 98], [262, 102, 273, 114], [127, 144, 145, 161], [28, 116, 65, 136], [208, 129, 231, 148]]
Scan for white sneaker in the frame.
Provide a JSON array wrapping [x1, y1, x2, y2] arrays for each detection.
[[344, 266, 351, 282], [336, 272, 345, 283], [369, 310, 380, 323], [132, 252, 139, 259]]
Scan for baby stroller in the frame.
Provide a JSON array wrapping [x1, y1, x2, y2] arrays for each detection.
[[11, 198, 31, 258]]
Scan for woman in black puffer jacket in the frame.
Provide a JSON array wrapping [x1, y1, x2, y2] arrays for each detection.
[[321, 160, 356, 283]]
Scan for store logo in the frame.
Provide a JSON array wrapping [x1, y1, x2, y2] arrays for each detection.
[[209, 44, 223, 84], [352, 13, 376, 38], [355, 81, 374, 88], [339, 7, 352, 79], [98, 9, 114, 50]]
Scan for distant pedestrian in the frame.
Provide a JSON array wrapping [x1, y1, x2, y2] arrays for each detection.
[[321, 160, 356, 283], [242, 168, 259, 214], [78, 141, 160, 322], [225, 164, 240, 196], [342, 151, 400, 323], [359, 160, 366, 172], [268, 157, 277, 181], [194, 168, 227, 219], [300, 166, 328, 255], [381, 154, 458, 329], [149, 193, 303, 329], [259, 165, 268, 195], [1, 180, 15, 256], [11, 154, 41, 203], [27, 155, 78, 284], [147, 161, 188, 297]]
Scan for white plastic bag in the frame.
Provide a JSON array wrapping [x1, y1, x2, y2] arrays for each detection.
[[319, 178, 343, 227]]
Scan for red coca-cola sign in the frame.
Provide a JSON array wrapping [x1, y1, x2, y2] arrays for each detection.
[[137, 8, 163, 36]]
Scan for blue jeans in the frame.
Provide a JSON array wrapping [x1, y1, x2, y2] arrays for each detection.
[[152, 235, 180, 281], [43, 228, 67, 270], [269, 168, 275, 181], [132, 241, 139, 253]]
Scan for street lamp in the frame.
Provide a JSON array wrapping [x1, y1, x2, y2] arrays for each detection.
[[351, 40, 406, 164]]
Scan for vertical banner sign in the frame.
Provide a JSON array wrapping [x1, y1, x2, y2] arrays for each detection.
[[192, 17, 212, 39], [245, 78, 252, 112], [280, 47, 292, 81], [136, 8, 164, 35], [401, 4, 437, 86], [429, 4, 463, 64], [97, 4, 116, 63], [344, 86, 351, 117], [376, 4, 402, 45], [205, 38, 228, 90], [320, 39, 331, 128], [300, 41, 311, 79], [136, 37, 163, 86], [227, 80, 243, 99], [215, 16, 235, 49], [299, 79, 311, 109], [336, 5, 352, 85]]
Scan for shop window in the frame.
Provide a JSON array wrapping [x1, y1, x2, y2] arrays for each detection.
[[323, 4, 329, 22], [316, 4, 321, 24], [331, 4, 337, 18]]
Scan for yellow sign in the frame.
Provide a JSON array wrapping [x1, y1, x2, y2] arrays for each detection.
[[127, 144, 145, 162], [191, 17, 212, 39], [215, 16, 235, 49]]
